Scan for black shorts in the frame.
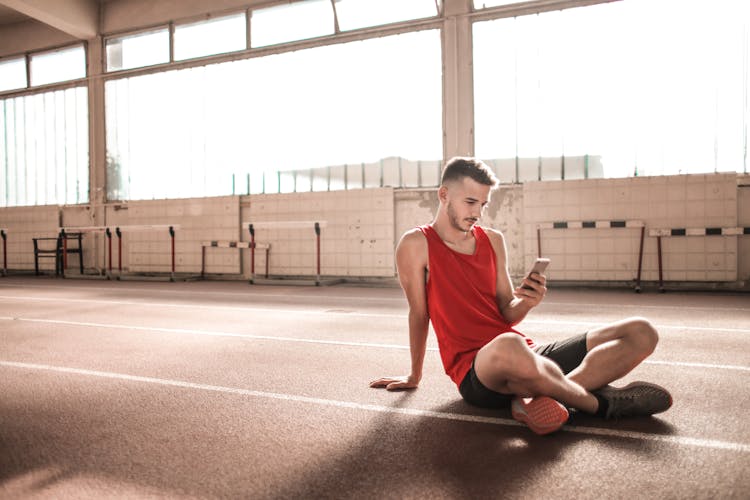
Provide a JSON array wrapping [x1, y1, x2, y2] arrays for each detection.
[[458, 332, 589, 409]]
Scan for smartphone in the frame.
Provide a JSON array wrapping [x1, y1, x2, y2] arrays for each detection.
[[522, 258, 550, 290]]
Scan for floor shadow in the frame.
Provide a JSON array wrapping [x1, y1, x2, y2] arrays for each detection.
[[267, 391, 686, 499], [0, 377, 682, 499], [269, 393, 566, 499]]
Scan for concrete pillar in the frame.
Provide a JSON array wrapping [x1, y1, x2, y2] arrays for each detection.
[[87, 35, 107, 270], [442, 0, 474, 161]]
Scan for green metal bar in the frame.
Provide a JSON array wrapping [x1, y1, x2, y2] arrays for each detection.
[[584, 154, 589, 179], [398, 157, 402, 187], [561, 154, 565, 180]]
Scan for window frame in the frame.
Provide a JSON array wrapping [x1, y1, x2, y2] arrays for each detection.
[[332, 0, 440, 33], [28, 43, 87, 88], [104, 25, 172, 73], [173, 10, 249, 61], [0, 55, 29, 93]]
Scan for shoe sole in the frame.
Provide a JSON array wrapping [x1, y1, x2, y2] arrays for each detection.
[[511, 396, 569, 435]]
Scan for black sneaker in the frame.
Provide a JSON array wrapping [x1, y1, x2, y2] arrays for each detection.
[[594, 381, 673, 419]]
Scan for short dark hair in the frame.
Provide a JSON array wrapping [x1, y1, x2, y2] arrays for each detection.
[[441, 157, 499, 188]]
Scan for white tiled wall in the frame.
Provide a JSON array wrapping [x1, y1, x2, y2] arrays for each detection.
[[0, 173, 746, 286], [62, 206, 99, 270], [125, 196, 240, 274], [0, 206, 60, 271], [739, 181, 750, 281], [523, 173, 739, 282], [243, 188, 394, 278]]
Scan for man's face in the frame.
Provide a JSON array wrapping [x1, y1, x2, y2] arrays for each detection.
[[442, 177, 492, 233]]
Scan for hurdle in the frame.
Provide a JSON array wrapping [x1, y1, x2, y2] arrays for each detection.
[[114, 225, 181, 281], [649, 226, 750, 292], [200, 240, 271, 282], [242, 221, 333, 286], [60, 224, 181, 281], [58, 226, 107, 278], [536, 220, 647, 292], [1, 229, 6, 276]]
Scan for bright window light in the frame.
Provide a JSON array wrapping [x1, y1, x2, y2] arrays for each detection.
[[250, 0, 334, 48], [0, 57, 27, 92], [174, 13, 247, 61], [106, 28, 169, 71], [30, 45, 86, 86], [0, 87, 89, 207], [105, 29, 442, 200], [473, 0, 750, 178], [334, 0, 438, 31]]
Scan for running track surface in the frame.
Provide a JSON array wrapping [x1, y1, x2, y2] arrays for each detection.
[[1, 277, 748, 499]]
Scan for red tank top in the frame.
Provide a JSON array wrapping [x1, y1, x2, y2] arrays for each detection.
[[419, 224, 534, 386]]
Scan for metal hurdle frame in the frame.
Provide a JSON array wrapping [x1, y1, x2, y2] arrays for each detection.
[[200, 240, 271, 283], [57, 226, 107, 278], [242, 221, 330, 286], [113, 225, 181, 281], [536, 220, 647, 292], [649, 226, 750, 292], [60, 224, 181, 281], [0, 228, 6, 276]]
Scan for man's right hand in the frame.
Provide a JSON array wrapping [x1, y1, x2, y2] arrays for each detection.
[[369, 375, 420, 391]]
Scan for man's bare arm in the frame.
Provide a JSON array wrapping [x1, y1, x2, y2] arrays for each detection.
[[369, 229, 429, 390], [485, 228, 546, 325]]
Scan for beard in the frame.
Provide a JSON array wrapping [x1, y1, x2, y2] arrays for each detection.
[[446, 202, 478, 233]]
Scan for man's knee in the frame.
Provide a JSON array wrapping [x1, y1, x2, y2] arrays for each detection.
[[622, 316, 659, 356], [476, 334, 540, 386]]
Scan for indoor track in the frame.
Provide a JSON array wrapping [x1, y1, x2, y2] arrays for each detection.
[[1, 277, 748, 499]]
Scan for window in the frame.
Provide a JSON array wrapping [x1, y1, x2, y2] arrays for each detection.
[[105, 29, 442, 200], [473, 0, 750, 179], [174, 13, 247, 61], [473, 0, 522, 8], [250, 0, 334, 48], [0, 87, 89, 207], [29, 45, 86, 86], [334, 0, 438, 31], [0, 57, 27, 93], [106, 28, 170, 71]]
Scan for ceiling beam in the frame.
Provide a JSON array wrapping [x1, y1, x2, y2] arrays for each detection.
[[0, 0, 97, 39]]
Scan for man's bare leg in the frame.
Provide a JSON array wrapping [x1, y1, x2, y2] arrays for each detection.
[[474, 317, 665, 417], [473, 334, 599, 413], [567, 317, 658, 390]]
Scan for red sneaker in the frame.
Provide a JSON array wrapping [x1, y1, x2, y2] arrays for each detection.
[[511, 396, 569, 435]]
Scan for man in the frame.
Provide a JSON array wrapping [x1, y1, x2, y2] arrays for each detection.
[[370, 157, 672, 435]]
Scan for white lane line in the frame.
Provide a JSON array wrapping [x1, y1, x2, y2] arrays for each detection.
[[1, 283, 749, 313], [644, 360, 750, 371], [0, 294, 400, 318], [523, 319, 750, 335], [2, 294, 750, 334], [0, 316, 412, 351], [0, 283, 405, 303], [1, 360, 748, 454], [2, 316, 748, 372]]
